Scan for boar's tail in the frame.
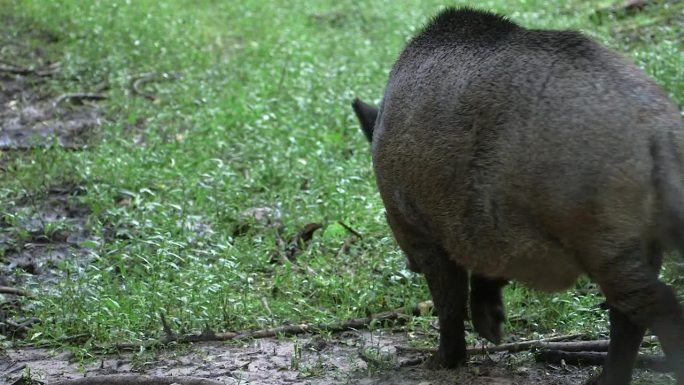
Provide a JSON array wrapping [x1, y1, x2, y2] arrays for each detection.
[[352, 98, 379, 143], [650, 134, 684, 254]]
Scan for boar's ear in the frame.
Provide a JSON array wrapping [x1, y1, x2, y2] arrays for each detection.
[[351, 98, 378, 143]]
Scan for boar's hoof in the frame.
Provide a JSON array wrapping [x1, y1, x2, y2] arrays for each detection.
[[424, 349, 466, 370], [471, 300, 504, 344]]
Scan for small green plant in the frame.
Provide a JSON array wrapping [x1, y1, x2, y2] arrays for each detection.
[[290, 338, 302, 371]]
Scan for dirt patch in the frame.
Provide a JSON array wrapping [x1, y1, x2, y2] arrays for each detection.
[[0, 91, 103, 149], [1, 25, 103, 149], [1, 330, 606, 385], [0, 183, 97, 340], [0, 184, 95, 287]]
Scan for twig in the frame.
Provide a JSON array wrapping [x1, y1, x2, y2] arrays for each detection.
[[261, 296, 274, 321], [51, 375, 224, 385], [130, 72, 180, 101], [102, 300, 433, 351], [0, 286, 34, 297], [0, 61, 60, 77], [536, 350, 672, 373], [53, 92, 107, 108], [337, 220, 363, 239], [283, 222, 323, 261]]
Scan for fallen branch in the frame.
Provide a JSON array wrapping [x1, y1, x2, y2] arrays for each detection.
[[0, 286, 34, 297], [396, 334, 658, 356], [51, 375, 224, 385], [111, 329, 239, 351], [234, 300, 431, 340], [536, 350, 671, 373], [53, 92, 107, 108], [397, 334, 585, 355], [104, 300, 433, 351], [467, 334, 587, 354]]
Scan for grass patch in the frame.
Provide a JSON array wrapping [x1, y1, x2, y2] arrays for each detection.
[[0, 0, 681, 361]]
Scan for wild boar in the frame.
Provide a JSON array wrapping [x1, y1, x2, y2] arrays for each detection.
[[352, 7, 684, 385]]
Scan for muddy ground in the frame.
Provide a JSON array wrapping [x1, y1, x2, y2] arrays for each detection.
[[0, 14, 677, 385], [1, 330, 599, 385]]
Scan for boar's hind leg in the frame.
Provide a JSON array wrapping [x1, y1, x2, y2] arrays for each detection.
[[470, 275, 508, 344], [596, 246, 684, 384], [421, 249, 469, 369], [595, 245, 662, 385], [592, 306, 648, 385]]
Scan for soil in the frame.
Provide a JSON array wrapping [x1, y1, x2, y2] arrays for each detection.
[[0, 26, 102, 150], [0, 184, 95, 289], [1, 330, 599, 385]]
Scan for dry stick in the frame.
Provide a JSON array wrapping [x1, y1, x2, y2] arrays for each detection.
[[51, 375, 224, 385], [536, 350, 672, 373], [0, 286, 34, 297], [396, 334, 586, 355], [105, 301, 433, 351], [53, 92, 107, 108]]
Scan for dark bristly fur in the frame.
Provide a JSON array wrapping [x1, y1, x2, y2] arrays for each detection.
[[413, 7, 518, 44], [352, 6, 684, 385]]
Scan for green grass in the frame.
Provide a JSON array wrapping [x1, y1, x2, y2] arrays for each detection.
[[0, 0, 682, 359]]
